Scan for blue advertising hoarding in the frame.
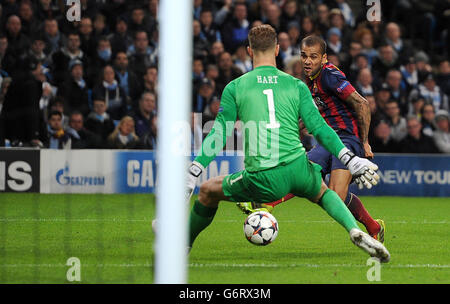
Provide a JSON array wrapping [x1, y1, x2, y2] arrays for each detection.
[[350, 154, 450, 197], [114, 151, 245, 193]]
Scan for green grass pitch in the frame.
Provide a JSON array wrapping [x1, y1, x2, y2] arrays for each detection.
[[0, 193, 449, 283]]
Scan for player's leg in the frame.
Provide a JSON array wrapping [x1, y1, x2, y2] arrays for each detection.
[[188, 175, 227, 247], [301, 165, 389, 262], [329, 168, 382, 240]]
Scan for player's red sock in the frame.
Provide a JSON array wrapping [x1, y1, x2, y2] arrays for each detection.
[[265, 193, 295, 208], [345, 193, 380, 236]]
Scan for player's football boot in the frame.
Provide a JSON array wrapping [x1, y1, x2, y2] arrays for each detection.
[[236, 202, 274, 215], [350, 228, 390, 263], [371, 219, 385, 243]]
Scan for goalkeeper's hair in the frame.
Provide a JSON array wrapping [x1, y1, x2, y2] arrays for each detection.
[[248, 24, 277, 53]]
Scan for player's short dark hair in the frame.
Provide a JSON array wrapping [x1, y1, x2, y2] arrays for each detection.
[[248, 24, 277, 53], [301, 35, 327, 55]]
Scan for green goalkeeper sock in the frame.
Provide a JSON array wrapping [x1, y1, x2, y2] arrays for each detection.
[[189, 200, 218, 247], [318, 189, 359, 232]]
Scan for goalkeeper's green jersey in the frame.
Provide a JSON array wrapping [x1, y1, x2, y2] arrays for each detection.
[[194, 65, 345, 172]]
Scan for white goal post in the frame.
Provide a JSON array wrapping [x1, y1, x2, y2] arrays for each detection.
[[154, 0, 193, 284]]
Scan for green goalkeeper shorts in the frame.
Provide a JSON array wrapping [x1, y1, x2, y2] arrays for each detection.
[[222, 155, 323, 203]]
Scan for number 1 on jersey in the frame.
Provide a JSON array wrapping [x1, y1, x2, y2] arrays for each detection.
[[263, 89, 280, 129]]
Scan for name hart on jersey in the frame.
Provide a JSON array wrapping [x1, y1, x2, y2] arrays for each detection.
[[257, 75, 278, 84]]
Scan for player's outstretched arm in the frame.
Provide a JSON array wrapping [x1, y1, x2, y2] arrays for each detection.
[[345, 91, 373, 159], [186, 82, 238, 199]]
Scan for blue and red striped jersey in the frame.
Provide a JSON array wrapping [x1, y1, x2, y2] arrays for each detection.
[[306, 63, 359, 138]]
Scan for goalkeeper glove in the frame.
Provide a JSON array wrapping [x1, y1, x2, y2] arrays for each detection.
[[338, 148, 380, 190], [186, 161, 204, 201]]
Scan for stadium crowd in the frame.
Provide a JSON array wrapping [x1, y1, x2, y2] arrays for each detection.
[[0, 0, 448, 153]]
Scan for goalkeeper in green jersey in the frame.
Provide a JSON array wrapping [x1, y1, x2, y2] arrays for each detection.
[[186, 25, 390, 262]]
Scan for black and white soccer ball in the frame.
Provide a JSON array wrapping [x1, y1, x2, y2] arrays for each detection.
[[243, 211, 279, 246]]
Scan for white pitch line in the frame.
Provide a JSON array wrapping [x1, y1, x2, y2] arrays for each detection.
[[0, 218, 448, 224], [0, 263, 449, 269]]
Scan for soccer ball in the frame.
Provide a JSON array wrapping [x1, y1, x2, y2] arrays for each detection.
[[243, 211, 279, 246]]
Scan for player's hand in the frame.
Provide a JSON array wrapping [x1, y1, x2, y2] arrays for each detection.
[[186, 162, 204, 201], [339, 149, 379, 190], [363, 142, 374, 159]]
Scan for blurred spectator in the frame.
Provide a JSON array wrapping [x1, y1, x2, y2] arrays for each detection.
[[199, 8, 221, 45], [4, 15, 30, 74], [92, 13, 109, 38], [400, 57, 419, 93], [420, 103, 437, 137], [342, 41, 362, 80], [193, 78, 215, 113], [92, 65, 127, 121], [79, 17, 96, 57], [47, 97, 69, 129], [408, 95, 426, 119], [202, 95, 221, 123], [399, 115, 439, 153], [193, 19, 209, 59], [374, 83, 391, 111], [127, 30, 157, 78], [42, 110, 73, 149], [1, 57, 43, 147], [355, 68, 374, 97], [336, 0, 355, 27], [249, 0, 272, 23], [372, 44, 400, 82], [193, 57, 205, 83], [216, 51, 242, 94], [412, 73, 449, 112], [86, 37, 113, 85], [28, 34, 49, 65], [139, 115, 158, 150], [299, 17, 318, 42], [222, 2, 250, 54], [84, 98, 115, 143], [436, 60, 450, 97], [207, 40, 225, 65], [370, 120, 399, 153], [414, 51, 433, 83], [57, 59, 89, 116], [128, 6, 151, 36], [383, 22, 413, 58], [132, 92, 157, 138], [140, 65, 158, 97], [50, 32, 86, 87], [266, 3, 282, 32], [384, 100, 407, 142], [315, 4, 330, 35], [36, 0, 62, 21], [385, 69, 408, 115], [326, 27, 345, 57], [286, 21, 301, 48], [277, 31, 298, 70], [233, 44, 252, 74], [18, 0, 40, 37], [67, 111, 101, 149], [107, 116, 140, 149], [354, 28, 377, 65], [205, 64, 219, 83], [108, 16, 133, 55], [433, 110, 450, 153], [328, 8, 351, 46], [280, 0, 300, 33], [43, 18, 65, 55], [114, 51, 140, 105]]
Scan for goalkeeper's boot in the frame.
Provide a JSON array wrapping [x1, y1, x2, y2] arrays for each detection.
[[236, 202, 274, 215], [370, 219, 385, 243], [350, 228, 390, 263]]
